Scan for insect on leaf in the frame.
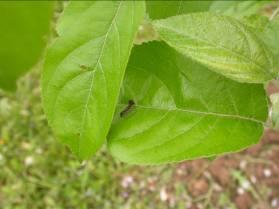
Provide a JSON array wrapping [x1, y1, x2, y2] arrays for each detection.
[[108, 42, 268, 165]]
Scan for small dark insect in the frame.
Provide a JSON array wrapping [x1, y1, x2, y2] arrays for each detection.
[[79, 64, 91, 71], [120, 100, 135, 117]]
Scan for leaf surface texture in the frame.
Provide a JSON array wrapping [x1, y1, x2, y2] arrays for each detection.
[[153, 13, 277, 83], [42, 1, 145, 159], [108, 42, 268, 164]]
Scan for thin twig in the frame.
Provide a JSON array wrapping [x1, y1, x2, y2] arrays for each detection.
[[270, 6, 279, 21]]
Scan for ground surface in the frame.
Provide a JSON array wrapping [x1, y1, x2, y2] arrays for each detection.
[[0, 72, 278, 209]]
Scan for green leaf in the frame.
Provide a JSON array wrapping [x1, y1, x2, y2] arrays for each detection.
[[210, 0, 270, 18], [240, 15, 279, 66], [241, 15, 270, 32], [271, 93, 279, 129], [0, 1, 54, 91], [262, 17, 279, 60], [42, 1, 145, 160], [209, 2, 279, 67], [146, 1, 212, 19], [108, 42, 268, 165], [153, 13, 278, 83]]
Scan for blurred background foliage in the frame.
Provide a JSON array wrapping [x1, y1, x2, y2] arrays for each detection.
[[0, 71, 278, 209], [0, 1, 279, 209]]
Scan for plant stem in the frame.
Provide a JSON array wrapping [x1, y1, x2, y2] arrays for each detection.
[[270, 6, 279, 21]]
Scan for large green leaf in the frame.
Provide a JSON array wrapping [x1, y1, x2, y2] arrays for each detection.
[[262, 17, 279, 60], [210, 1, 271, 18], [0, 1, 54, 91], [240, 15, 270, 32], [153, 13, 278, 83], [210, 1, 279, 66], [146, 0, 212, 20], [42, 1, 145, 160], [240, 15, 279, 67], [108, 42, 268, 165]]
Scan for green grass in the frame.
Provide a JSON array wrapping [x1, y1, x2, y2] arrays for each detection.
[[1, 69, 276, 209], [1, 2, 278, 208], [0, 70, 179, 209]]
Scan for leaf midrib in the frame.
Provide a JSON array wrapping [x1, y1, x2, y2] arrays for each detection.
[[118, 103, 263, 124], [154, 20, 274, 78], [78, 1, 123, 156]]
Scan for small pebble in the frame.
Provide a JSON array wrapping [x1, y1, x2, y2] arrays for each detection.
[[21, 142, 32, 150], [139, 181, 146, 188], [185, 201, 192, 208], [176, 168, 184, 175], [240, 160, 247, 169], [160, 187, 168, 202], [203, 171, 211, 179], [263, 169, 272, 177], [237, 187, 245, 195], [121, 176, 134, 188], [24, 156, 34, 166], [35, 148, 43, 154], [213, 183, 222, 192], [250, 175, 257, 184], [241, 180, 250, 190], [271, 198, 278, 208], [84, 189, 93, 197]]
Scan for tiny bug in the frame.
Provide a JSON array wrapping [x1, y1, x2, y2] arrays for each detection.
[[120, 100, 135, 117], [79, 64, 91, 71]]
